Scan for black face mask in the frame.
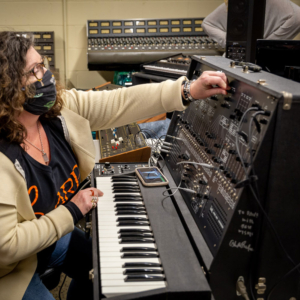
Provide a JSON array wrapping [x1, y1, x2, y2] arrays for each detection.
[[23, 70, 57, 115]]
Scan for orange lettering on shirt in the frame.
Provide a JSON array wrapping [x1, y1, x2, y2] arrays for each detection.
[[60, 178, 73, 201], [55, 191, 65, 208], [70, 164, 80, 188], [28, 186, 39, 206], [35, 212, 44, 216]]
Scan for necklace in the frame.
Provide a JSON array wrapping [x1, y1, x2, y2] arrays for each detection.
[[25, 122, 49, 164]]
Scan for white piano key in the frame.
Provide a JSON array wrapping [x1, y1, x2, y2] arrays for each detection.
[[100, 256, 159, 263], [98, 226, 151, 231], [98, 201, 144, 205], [101, 261, 160, 268], [102, 280, 165, 287], [99, 232, 152, 238], [102, 285, 164, 297], [97, 215, 148, 221]]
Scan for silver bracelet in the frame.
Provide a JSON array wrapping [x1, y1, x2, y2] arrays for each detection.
[[183, 79, 198, 102]]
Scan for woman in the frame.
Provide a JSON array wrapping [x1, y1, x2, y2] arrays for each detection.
[[0, 31, 228, 300]]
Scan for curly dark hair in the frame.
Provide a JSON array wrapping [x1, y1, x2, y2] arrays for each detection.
[[0, 31, 64, 144]]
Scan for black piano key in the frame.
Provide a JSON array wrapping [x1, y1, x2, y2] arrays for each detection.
[[123, 262, 162, 268], [119, 237, 155, 243], [118, 221, 150, 226], [123, 269, 163, 275], [111, 174, 137, 178], [114, 195, 142, 199], [115, 204, 145, 208], [115, 206, 145, 211], [125, 275, 165, 282], [117, 217, 148, 221], [113, 188, 141, 193], [116, 210, 146, 215], [111, 178, 137, 182], [113, 197, 143, 203], [114, 197, 143, 202], [121, 253, 159, 258], [118, 233, 153, 238], [118, 229, 152, 233], [118, 221, 150, 227], [120, 247, 157, 252]]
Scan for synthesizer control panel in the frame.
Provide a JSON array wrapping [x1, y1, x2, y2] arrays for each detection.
[[164, 56, 297, 256], [87, 18, 224, 70]]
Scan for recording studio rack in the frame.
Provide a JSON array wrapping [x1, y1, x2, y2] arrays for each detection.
[[92, 56, 300, 300], [87, 18, 224, 71], [16, 31, 55, 67], [98, 123, 151, 163]]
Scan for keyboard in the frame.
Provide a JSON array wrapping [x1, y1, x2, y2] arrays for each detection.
[[141, 55, 191, 79], [96, 174, 166, 297], [92, 162, 211, 300]]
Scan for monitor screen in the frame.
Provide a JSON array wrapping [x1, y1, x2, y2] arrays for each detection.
[[256, 39, 300, 81]]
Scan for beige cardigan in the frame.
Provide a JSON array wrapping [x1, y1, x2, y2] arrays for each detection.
[[0, 77, 186, 300]]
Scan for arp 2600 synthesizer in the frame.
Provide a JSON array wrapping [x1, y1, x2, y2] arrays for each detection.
[[92, 56, 300, 300]]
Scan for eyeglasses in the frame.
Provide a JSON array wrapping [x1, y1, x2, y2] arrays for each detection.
[[23, 56, 50, 81]]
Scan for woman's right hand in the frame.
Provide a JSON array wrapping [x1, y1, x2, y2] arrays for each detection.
[[70, 187, 103, 216]]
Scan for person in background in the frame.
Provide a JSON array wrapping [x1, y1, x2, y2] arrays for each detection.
[[0, 31, 229, 300], [202, 0, 300, 49]]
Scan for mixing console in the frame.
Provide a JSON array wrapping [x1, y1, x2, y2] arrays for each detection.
[[87, 18, 224, 70], [99, 123, 151, 163]]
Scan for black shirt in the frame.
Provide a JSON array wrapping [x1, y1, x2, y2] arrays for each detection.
[[22, 119, 83, 272], [24, 120, 81, 217]]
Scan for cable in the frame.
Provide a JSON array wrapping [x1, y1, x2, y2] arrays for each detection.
[[176, 161, 220, 170], [59, 273, 67, 300], [235, 107, 260, 176], [267, 260, 300, 300], [162, 186, 196, 197], [160, 179, 183, 207], [235, 109, 300, 299]]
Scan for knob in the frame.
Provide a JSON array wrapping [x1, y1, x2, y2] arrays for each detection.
[[221, 103, 230, 109], [104, 162, 111, 169], [182, 154, 190, 160], [260, 119, 268, 125], [214, 144, 221, 148], [205, 148, 214, 155], [231, 178, 238, 184], [210, 95, 218, 101]]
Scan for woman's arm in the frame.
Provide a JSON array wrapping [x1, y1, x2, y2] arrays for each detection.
[[0, 154, 74, 267], [62, 76, 187, 132], [202, 3, 228, 48]]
